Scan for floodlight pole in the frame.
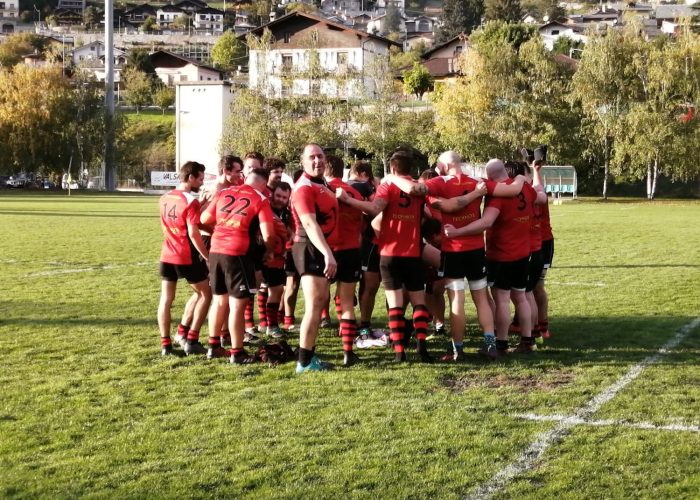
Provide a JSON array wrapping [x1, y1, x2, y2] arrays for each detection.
[[104, 0, 116, 191]]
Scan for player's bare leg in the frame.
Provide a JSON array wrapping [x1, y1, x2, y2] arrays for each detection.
[[157, 280, 177, 355], [207, 293, 229, 359], [358, 270, 380, 334], [229, 295, 255, 364], [283, 274, 299, 331], [183, 279, 211, 356], [471, 286, 497, 358], [511, 290, 534, 353], [177, 293, 198, 346], [493, 287, 513, 356], [442, 280, 465, 361], [534, 273, 550, 338], [297, 275, 332, 369]]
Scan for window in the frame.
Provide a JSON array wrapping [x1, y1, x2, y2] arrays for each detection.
[[281, 54, 293, 71], [200, 14, 205, 19], [283, 31, 291, 43], [552, 29, 560, 35], [0, 3, 6, 9]]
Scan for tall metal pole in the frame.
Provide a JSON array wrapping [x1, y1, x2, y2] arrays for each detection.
[[104, 0, 116, 191]]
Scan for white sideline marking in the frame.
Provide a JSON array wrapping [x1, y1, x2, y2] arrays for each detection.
[[26, 262, 151, 277], [515, 413, 700, 433], [466, 317, 700, 500], [548, 281, 607, 287]]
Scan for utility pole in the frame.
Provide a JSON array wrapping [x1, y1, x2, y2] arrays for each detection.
[[104, 0, 116, 191]]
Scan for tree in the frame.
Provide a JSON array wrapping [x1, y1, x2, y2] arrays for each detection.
[[385, 2, 402, 35], [569, 26, 639, 199], [552, 35, 584, 58], [153, 85, 175, 114], [435, 0, 484, 43], [0, 66, 107, 175], [170, 14, 190, 31], [0, 33, 50, 68], [484, 0, 524, 23], [211, 30, 247, 72], [83, 6, 101, 29], [403, 62, 434, 100], [141, 16, 157, 33], [122, 67, 153, 113], [126, 48, 156, 75]]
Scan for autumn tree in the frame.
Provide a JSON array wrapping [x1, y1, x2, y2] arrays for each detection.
[[402, 62, 434, 100], [435, 0, 485, 43], [153, 85, 175, 114], [484, 0, 523, 23], [122, 67, 153, 113], [211, 30, 247, 72]]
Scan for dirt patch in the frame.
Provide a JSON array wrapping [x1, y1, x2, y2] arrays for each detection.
[[443, 370, 575, 393]]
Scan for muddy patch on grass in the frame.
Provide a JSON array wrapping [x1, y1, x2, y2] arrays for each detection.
[[442, 370, 575, 393]]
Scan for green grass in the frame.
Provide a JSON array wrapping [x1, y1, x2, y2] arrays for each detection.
[[0, 193, 699, 497], [121, 108, 176, 126]]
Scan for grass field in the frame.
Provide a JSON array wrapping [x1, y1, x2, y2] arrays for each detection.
[[121, 108, 176, 126], [1, 193, 699, 498]]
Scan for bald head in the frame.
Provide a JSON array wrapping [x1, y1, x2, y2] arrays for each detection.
[[485, 159, 507, 182], [436, 150, 462, 175]]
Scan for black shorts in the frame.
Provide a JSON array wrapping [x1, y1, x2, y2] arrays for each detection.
[[209, 252, 256, 298], [438, 248, 487, 281], [334, 248, 361, 283], [292, 240, 327, 278], [284, 251, 299, 277], [247, 244, 265, 271], [262, 266, 286, 288], [526, 250, 544, 292], [159, 260, 208, 284], [361, 242, 380, 273], [201, 233, 212, 251], [541, 239, 554, 269], [379, 256, 425, 292], [487, 257, 529, 291]]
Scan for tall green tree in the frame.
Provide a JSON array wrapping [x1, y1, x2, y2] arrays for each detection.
[[211, 30, 247, 72], [402, 62, 434, 100], [435, 0, 484, 43], [122, 67, 153, 113], [569, 25, 641, 199], [484, 0, 523, 23], [153, 85, 175, 114]]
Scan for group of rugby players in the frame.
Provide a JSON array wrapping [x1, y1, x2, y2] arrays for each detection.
[[157, 143, 554, 373]]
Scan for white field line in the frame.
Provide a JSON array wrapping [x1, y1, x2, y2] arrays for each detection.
[[547, 281, 607, 287], [466, 317, 700, 500], [515, 413, 700, 433], [26, 262, 151, 277]]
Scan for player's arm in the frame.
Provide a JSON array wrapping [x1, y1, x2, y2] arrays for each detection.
[[491, 175, 525, 197], [187, 218, 209, 261], [200, 193, 219, 227], [443, 206, 500, 238], [432, 183, 488, 213], [383, 174, 428, 196], [336, 188, 387, 216], [531, 164, 548, 205]]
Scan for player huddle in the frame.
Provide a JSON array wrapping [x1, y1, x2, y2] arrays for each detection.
[[157, 143, 555, 373]]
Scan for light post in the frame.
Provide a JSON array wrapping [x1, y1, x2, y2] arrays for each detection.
[[34, 4, 41, 25]]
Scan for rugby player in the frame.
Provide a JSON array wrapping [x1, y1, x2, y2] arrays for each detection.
[[326, 155, 364, 366], [291, 144, 338, 373], [200, 168, 275, 364], [157, 161, 211, 356]]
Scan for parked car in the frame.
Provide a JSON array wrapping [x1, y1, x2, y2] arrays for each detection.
[[6, 177, 27, 188]]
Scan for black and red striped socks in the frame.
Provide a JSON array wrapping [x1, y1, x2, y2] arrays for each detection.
[[257, 289, 268, 329], [388, 307, 406, 361], [340, 318, 357, 353]]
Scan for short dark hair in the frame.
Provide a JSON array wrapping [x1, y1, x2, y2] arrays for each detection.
[[264, 156, 286, 172], [390, 152, 413, 176], [350, 160, 373, 179], [504, 160, 527, 179], [218, 155, 242, 175], [325, 155, 345, 178], [179, 161, 206, 182], [274, 181, 291, 193], [244, 151, 265, 163], [249, 167, 270, 181], [419, 169, 438, 181]]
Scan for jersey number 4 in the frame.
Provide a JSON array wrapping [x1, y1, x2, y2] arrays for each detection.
[[221, 195, 250, 216]]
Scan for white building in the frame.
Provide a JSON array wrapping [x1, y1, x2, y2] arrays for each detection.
[[156, 5, 187, 28], [192, 7, 224, 33], [175, 81, 236, 181], [538, 21, 588, 50], [150, 50, 223, 86], [0, 0, 19, 33], [71, 40, 126, 65], [245, 11, 399, 99]]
